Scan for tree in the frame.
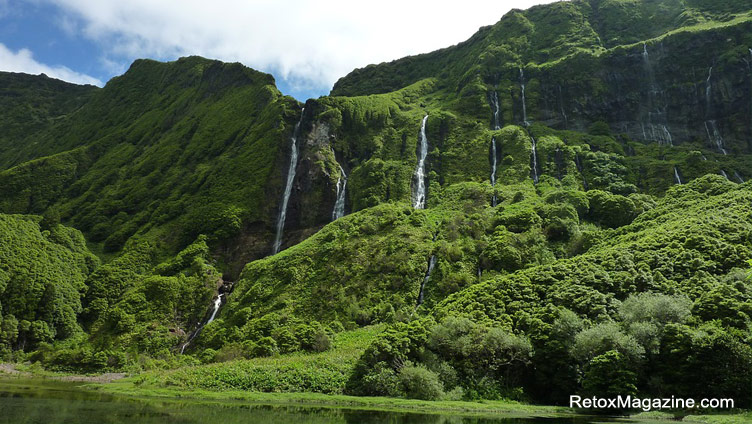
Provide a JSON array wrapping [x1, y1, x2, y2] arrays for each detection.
[[582, 350, 638, 398]]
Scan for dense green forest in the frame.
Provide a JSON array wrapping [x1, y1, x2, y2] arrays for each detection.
[[1, 0, 752, 409]]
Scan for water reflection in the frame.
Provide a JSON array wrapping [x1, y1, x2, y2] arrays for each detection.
[[0, 379, 651, 424]]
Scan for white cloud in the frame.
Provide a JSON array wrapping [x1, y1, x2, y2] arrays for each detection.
[[43, 0, 556, 92], [0, 43, 102, 85]]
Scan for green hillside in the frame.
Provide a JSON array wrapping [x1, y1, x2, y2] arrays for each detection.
[[0, 0, 751, 411], [0, 72, 96, 168]]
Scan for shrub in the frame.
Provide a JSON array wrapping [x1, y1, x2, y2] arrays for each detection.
[[399, 364, 444, 400]]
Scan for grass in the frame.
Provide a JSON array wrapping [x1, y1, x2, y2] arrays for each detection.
[[122, 325, 384, 394], [87, 325, 579, 417], [94, 383, 573, 417]]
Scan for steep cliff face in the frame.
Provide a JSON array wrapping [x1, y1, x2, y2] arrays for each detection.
[[519, 20, 752, 153], [332, 0, 752, 153]]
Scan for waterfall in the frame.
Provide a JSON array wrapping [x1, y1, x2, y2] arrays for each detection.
[[412, 115, 429, 209], [417, 255, 437, 306], [489, 92, 500, 206], [702, 155, 707, 161], [705, 67, 713, 108], [673, 167, 682, 185], [703, 67, 727, 153], [530, 135, 539, 184], [720, 170, 729, 180], [491, 91, 501, 130], [734, 171, 745, 183], [661, 125, 673, 146], [180, 293, 225, 354], [491, 137, 498, 206], [520, 68, 530, 127], [273, 108, 305, 254], [206, 294, 224, 324], [704, 120, 727, 155], [640, 43, 672, 146], [332, 165, 347, 221], [558, 85, 568, 128]]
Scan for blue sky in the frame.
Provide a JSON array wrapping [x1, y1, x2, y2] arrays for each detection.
[[0, 1, 556, 100]]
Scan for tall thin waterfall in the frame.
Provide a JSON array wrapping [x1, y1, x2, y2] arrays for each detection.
[[530, 135, 539, 184], [206, 294, 224, 324], [332, 165, 347, 221], [702, 67, 728, 153], [412, 115, 429, 209], [673, 167, 682, 185], [491, 137, 498, 206], [661, 125, 673, 146], [273, 108, 305, 254], [417, 255, 437, 306], [490, 91, 500, 206], [720, 170, 729, 180], [704, 120, 727, 155], [558, 85, 568, 128], [734, 171, 745, 183], [492, 91, 501, 130], [640, 43, 672, 146], [520, 68, 530, 126], [705, 67, 713, 107], [181, 293, 225, 354]]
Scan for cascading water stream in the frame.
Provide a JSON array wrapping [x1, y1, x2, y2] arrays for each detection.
[[673, 167, 682, 185], [557, 85, 568, 128], [720, 170, 729, 180], [206, 294, 224, 324], [412, 115, 429, 209], [332, 164, 347, 221], [490, 91, 500, 206], [273, 108, 305, 254], [181, 293, 225, 354], [417, 255, 437, 306], [520, 68, 530, 127], [491, 137, 498, 206], [640, 43, 672, 146], [704, 120, 727, 155], [530, 135, 539, 184], [703, 67, 728, 155], [492, 91, 501, 130], [734, 171, 745, 183], [705, 67, 713, 107]]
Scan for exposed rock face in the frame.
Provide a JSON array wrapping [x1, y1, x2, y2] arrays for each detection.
[[524, 25, 752, 153]]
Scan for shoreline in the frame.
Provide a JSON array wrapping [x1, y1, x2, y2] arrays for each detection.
[[2, 369, 749, 422], [94, 379, 574, 418]]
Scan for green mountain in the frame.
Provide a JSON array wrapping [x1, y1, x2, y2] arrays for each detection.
[[1, 0, 751, 407]]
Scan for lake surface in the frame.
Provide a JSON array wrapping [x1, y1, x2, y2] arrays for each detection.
[[0, 378, 656, 424]]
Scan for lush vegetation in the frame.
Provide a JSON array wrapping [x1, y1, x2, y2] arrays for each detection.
[[0, 214, 98, 356], [0, 0, 751, 417]]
